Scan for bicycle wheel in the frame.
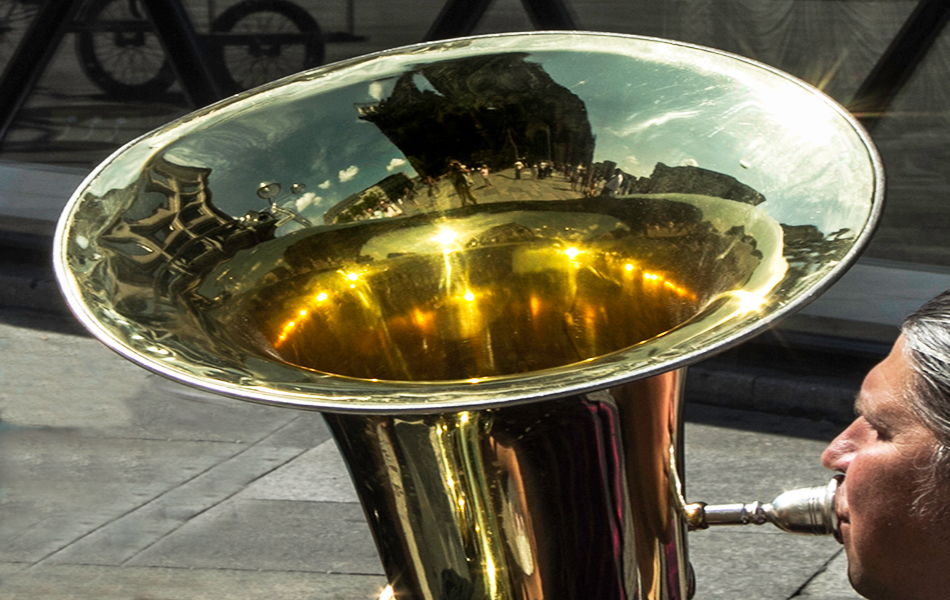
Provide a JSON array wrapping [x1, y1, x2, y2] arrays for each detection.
[[75, 0, 176, 101], [210, 0, 323, 94], [0, 0, 39, 72]]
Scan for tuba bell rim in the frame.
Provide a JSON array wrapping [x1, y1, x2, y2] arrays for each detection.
[[52, 31, 885, 414]]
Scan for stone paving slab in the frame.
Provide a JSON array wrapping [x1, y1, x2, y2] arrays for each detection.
[[116, 376, 311, 445], [683, 404, 842, 503], [688, 530, 848, 600], [126, 499, 383, 576], [46, 443, 308, 566], [0, 564, 387, 600], [0, 430, 246, 564], [237, 440, 360, 504], [797, 552, 859, 599]]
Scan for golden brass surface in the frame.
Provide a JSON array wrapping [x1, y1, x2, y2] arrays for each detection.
[[53, 32, 884, 600], [326, 369, 687, 600], [227, 197, 769, 381]]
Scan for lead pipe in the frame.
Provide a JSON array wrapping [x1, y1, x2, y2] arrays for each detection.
[[684, 475, 842, 536]]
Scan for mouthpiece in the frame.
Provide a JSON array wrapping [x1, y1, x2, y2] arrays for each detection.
[[685, 475, 842, 536]]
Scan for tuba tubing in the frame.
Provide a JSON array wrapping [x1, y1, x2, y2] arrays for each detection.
[[325, 370, 693, 600], [684, 475, 843, 536]]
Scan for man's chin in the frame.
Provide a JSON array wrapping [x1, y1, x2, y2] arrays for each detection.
[[847, 570, 871, 600], [842, 542, 873, 599], [847, 565, 891, 600]]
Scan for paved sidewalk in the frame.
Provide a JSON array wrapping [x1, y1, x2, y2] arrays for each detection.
[[0, 306, 860, 600]]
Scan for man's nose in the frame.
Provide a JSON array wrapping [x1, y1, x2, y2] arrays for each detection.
[[821, 430, 854, 472]]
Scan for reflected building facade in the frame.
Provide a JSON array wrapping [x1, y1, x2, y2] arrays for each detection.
[[96, 157, 276, 300], [324, 172, 415, 224], [627, 163, 766, 206]]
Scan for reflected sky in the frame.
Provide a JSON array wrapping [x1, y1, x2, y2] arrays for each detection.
[[163, 81, 417, 220], [56, 32, 882, 411], [537, 51, 872, 233], [141, 38, 876, 240]]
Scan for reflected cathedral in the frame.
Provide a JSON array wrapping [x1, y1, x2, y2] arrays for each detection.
[[356, 53, 596, 179]]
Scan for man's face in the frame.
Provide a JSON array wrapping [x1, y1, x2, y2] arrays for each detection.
[[822, 336, 950, 599]]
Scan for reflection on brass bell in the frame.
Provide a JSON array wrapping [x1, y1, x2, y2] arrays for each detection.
[[54, 33, 882, 600]]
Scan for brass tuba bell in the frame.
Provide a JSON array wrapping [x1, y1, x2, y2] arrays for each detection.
[[54, 32, 883, 600]]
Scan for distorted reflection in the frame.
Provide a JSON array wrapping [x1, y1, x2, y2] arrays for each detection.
[[78, 143, 855, 381], [331, 393, 682, 600], [356, 53, 595, 188], [254, 181, 313, 230], [63, 38, 872, 388]]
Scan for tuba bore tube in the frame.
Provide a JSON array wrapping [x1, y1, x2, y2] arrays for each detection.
[[325, 370, 692, 600], [684, 475, 842, 536]]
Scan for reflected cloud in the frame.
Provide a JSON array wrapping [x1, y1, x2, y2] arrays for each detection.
[[339, 165, 360, 182], [613, 110, 699, 137], [387, 158, 407, 171], [620, 155, 641, 172], [292, 192, 322, 212], [318, 180, 332, 189]]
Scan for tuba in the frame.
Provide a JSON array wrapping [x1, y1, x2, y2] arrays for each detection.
[[53, 32, 883, 600]]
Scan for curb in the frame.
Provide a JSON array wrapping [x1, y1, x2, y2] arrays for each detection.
[[685, 360, 859, 425], [0, 259, 70, 315]]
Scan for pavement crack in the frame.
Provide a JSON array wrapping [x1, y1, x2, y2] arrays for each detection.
[[25, 416, 310, 570], [785, 548, 845, 599], [117, 417, 312, 566]]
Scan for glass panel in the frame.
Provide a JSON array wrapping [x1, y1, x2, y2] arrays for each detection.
[[0, 0, 194, 168], [861, 20, 950, 266], [572, 0, 918, 107], [0, 0, 921, 167], [0, 61, 190, 168], [0, 0, 407, 168]]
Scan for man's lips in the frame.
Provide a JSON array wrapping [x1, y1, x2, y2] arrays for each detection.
[[833, 486, 848, 544], [834, 507, 849, 544]]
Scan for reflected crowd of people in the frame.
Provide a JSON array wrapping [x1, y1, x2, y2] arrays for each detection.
[[417, 156, 646, 210], [329, 152, 740, 226]]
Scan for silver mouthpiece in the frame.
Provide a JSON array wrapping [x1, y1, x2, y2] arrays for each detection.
[[685, 474, 842, 536]]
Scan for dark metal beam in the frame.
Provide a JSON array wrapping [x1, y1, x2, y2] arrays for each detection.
[[520, 0, 578, 30], [0, 0, 86, 144], [139, 0, 224, 107], [849, 0, 950, 129], [424, 0, 495, 41], [424, 0, 578, 42]]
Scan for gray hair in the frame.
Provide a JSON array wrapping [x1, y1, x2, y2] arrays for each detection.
[[900, 289, 950, 512]]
